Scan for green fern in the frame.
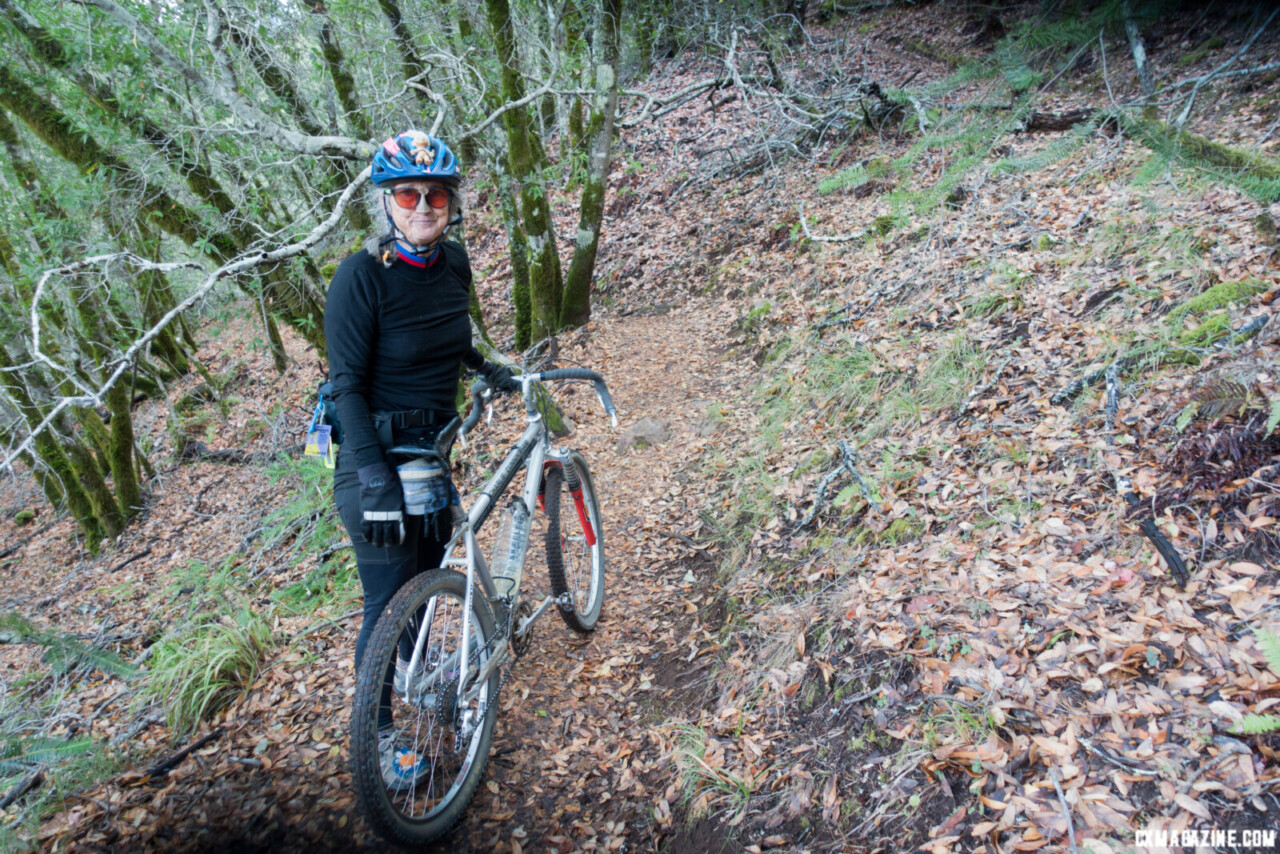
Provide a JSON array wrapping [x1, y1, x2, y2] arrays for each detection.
[[0, 737, 93, 775], [818, 159, 895, 196], [1232, 715, 1280, 735], [1258, 626, 1280, 675], [995, 42, 1044, 94], [0, 612, 135, 678], [1228, 627, 1280, 735], [995, 116, 1103, 175], [1008, 1, 1128, 51]]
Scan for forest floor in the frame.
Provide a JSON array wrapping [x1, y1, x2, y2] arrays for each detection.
[[4, 2, 1280, 853]]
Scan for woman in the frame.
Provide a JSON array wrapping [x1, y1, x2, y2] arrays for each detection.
[[324, 130, 513, 783]]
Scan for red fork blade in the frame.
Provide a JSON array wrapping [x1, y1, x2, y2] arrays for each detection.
[[570, 488, 596, 547]]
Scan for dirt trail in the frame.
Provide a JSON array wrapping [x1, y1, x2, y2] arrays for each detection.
[[57, 302, 748, 853]]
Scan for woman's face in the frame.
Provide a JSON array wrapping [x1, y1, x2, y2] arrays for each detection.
[[386, 180, 451, 247]]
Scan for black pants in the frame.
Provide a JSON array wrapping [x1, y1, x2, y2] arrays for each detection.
[[334, 456, 450, 727]]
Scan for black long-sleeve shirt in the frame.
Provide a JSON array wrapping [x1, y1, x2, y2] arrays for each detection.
[[324, 242, 484, 472]]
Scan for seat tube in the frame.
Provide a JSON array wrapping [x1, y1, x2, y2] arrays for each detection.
[[458, 526, 477, 691]]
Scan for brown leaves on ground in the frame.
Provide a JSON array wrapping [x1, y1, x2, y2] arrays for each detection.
[[4, 2, 1280, 853]]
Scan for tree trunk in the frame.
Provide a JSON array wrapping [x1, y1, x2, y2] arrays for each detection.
[[1123, 2, 1156, 118], [562, 0, 621, 329], [484, 0, 564, 342], [497, 168, 534, 350], [0, 343, 104, 542], [311, 1, 372, 140], [71, 282, 142, 516], [378, 0, 435, 113]]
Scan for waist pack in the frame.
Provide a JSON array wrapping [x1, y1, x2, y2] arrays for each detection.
[[395, 456, 456, 516]]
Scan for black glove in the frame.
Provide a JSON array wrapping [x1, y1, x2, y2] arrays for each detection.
[[480, 361, 521, 392], [357, 463, 405, 547]]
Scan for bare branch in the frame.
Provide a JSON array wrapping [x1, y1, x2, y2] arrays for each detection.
[[73, 0, 373, 159], [797, 202, 865, 243], [1174, 7, 1279, 129], [2, 167, 372, 473]]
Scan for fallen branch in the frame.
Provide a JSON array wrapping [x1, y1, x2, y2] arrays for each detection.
[[1102, 366, 1190, 588], [958, 356, 1014, 415], [0, 768, 43, 810], [317, 540, 353, 563], [1174, 8, 1279, 129], [1049, 767, 1082, 854], [797, 439, 880, 529], [295, 608, 363, 642], [0, 519, 60, 560], [120, 728, 224, 786], [110, 547, 152, 573], [797, 202, 865, 243]]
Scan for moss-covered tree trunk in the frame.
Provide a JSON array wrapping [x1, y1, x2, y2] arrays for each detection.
[[494, 167, 534, 351], [69, 282, 141, 519], [0, 342, 120, 544], [311, 1, 372, 140], [0, 62, 327, 352], [484, 0, 564, 342], [562, 0, 621, 329]]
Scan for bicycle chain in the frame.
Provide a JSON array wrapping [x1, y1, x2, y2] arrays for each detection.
[[448, 595, 521, 737]]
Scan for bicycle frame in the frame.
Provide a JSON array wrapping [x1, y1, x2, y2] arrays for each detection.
[[399, 377, 577, 738]]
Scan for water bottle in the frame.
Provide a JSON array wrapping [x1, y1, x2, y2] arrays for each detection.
[[492, 501, 530, 598]]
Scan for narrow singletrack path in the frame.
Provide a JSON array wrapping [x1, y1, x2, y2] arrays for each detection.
[[63, 301, 752, 853]]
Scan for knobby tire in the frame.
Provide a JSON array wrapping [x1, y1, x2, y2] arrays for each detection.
[[544, 451, 606, 633], [350, 568, 498, 847]]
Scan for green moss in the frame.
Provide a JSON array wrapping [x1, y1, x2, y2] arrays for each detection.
[[880, 517, 924, 545], [872, 214, 897, 236], [13, 509, 34, 526], [1177, 313, 1232, 347], [1256, 214, 1277, 240], [1175, 279, 1268, 318], [1177, 36, 1225, 67]]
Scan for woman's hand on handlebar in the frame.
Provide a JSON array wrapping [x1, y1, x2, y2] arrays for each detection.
[[479, 362, 521, 392]]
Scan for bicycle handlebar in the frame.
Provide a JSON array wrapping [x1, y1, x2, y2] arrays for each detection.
[[458, 368, 618, 441], [536, 369, 617, 425]]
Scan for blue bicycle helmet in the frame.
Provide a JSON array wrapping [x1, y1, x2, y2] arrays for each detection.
[[371, 131, 461, 186]]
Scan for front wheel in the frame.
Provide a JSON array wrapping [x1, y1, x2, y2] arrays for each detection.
[[350, 569, 499, 847], [544, 451, 606, 633]]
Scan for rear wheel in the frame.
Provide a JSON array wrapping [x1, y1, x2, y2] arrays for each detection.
[[350, 569, 498, 846], [544, 451, 606, 632]]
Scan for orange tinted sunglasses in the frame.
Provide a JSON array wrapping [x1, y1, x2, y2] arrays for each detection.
[[386, 186, 451, 210]]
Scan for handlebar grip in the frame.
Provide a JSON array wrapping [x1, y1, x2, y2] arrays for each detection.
[[461, 379, 488, 434], [538, 368, 602, 382]]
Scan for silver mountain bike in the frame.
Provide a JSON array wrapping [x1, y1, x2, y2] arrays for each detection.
[[349, 368, 616, 847]]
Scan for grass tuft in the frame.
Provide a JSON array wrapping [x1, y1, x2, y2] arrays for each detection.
[[140, 608, 274, 736]]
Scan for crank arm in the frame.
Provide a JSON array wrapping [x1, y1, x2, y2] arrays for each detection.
[[516, 595, 557, 640]]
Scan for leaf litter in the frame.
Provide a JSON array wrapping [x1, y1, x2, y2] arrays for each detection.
[[1, 3, 1279, 853]]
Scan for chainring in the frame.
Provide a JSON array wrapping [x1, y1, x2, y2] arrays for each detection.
[[511, 600, 535, 658]]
